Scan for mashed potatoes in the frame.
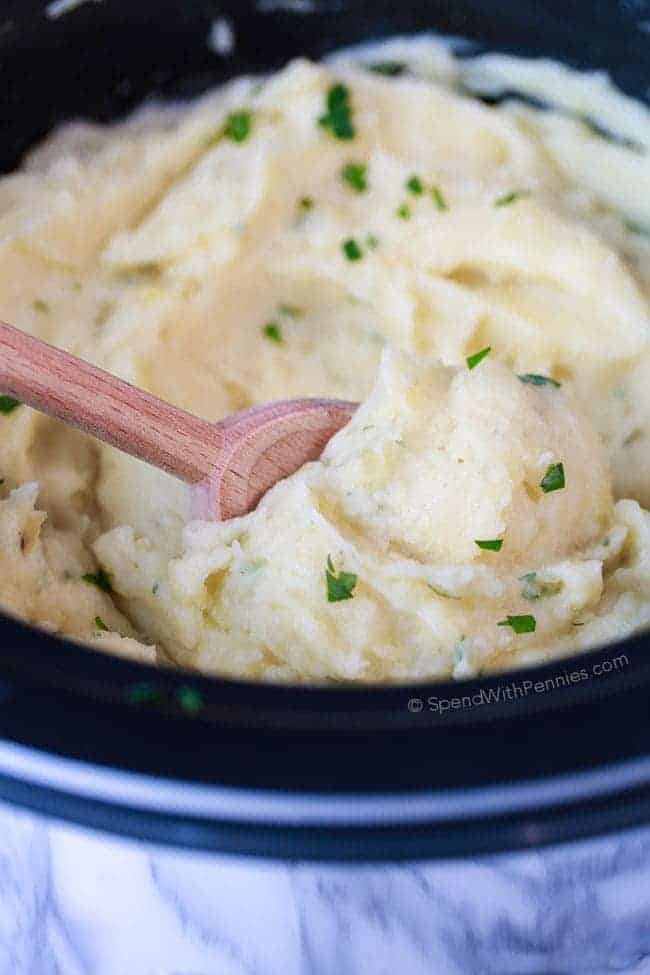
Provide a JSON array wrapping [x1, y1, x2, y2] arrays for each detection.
[[1, 39, 650, 681]]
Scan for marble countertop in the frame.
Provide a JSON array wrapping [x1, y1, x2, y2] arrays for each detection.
[[3, 800, 650, 974]]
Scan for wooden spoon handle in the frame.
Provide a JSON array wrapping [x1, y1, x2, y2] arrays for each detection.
[[0, 321, 221, 484]]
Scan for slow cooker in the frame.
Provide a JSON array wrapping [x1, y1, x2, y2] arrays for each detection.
[[1, 0, 649, 862]]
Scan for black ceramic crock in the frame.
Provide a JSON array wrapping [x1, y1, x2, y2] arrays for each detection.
[[0, 0, 649, 861]]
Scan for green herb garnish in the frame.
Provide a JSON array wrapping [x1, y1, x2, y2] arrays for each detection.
[[396, 203, 411, 220], [94, 616, 108, 632], [366, 234, 379, 249], [126, 683, 163, 707], [368, 61, 406, 77], [518, 374, 561, 388], [278, 304, 303, 318], [326, 555, 357, 603], [406, 175, 424, 196], [319, 83, 355, 140], [299, 196, 314, 212], [475, 539, 503, 552], [176, 685, 205, 715], [540, 462, 565, 494], [342, 238, 363, 261], [224, 110, 253, 142], [262, 322, 283, 343], [466, 346, 491, 370], [498, 614, 537, 634], [82, 569, 113, 594], [519, 572, 563, 601], [495, 190, 528, 207], [432, 186, 448, 210], [33, 299, 50, 314], [341, 162, 368, 192], [0, 396, 21, 415]]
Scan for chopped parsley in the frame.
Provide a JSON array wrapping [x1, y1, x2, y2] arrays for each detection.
[[396, 203, 411, 220], [519, 572, 563, 601], [625, 219, 650, 238], [326, 555, 357, 603], [466, 346, 491, 370], [176, 685, 205, 715], [518, 374, 561, 388], [475, 539, 503, 552], [495, 190, 528, 207], [406, 175, 424, 196], [224, 110, 253, 142], [126, 683, 163, 707], [82, 568, 113, 593], [0, 396, 21, 415], [33, 299, 50, 314], [299, 196, 314, 212], [366, 233, 379, 250], [540, 462, 565, 494], [278, 304, 303, 318], [94, 616, 108, 632], [432, 186, 448, 210], [262, 321, 283, 344], [498, 614, 537, 634], [368, 61, 406, 77], [342, 238, 363, 261], [341, 162, 368, 192], [319, 83, 355, 140]]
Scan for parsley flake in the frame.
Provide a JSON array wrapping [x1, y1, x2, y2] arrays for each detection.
[[126, 683, 163, 707], [368, 61, 406, 77], [341, 162, 368, 192], [94, 616, 108, 632], [406, 175, 424, 195], [519, 572, 563, 601], [518, 374, 561, 388], [299, 196, 314, 212], [396, 203, 411, 220], [475, 539, 503, 552], [224, 110, 253, 142], [278, 304, 303, 318], [432, 186, 448, 210], [319, 83, 355, 140], [262, 322, 283, 344], [495, 190, 528, 207], [33, 299, 50, 314], [540, 462, 565, 494], [326, 555, 357, 603], [466, 346, 491, 370], [176, 685, 205, 715], [498, 614, 537, 634], [0, 396, 21, 415], [342, 238, 363, 261], [82, 568, 113, 593]]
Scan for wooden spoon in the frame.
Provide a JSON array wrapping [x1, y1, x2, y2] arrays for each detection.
[[0, 322, 356, 521]]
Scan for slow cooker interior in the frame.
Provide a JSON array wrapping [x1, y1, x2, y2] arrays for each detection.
[[0, 0, 649, 733]]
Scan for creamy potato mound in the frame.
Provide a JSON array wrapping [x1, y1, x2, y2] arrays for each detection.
[[1, 39, 650, 681]]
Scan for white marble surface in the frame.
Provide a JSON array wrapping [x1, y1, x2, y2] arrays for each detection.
[[4, 800, 650, 974]]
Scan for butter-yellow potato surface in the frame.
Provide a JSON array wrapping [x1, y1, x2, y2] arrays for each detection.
[[1, 39, 650, 682]]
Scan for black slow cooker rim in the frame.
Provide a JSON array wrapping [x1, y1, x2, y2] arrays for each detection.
[[3, 612, 650, 858]]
